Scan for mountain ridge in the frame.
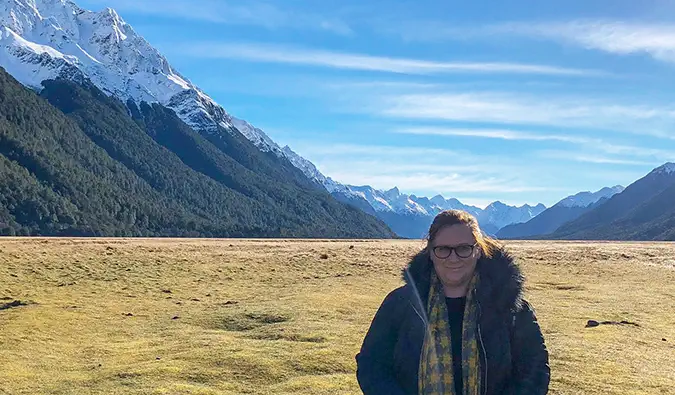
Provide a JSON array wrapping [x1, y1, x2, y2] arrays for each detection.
[[547, 163, 675, 240], [0, 65, 396, 237], [497, 185, 625, 239]]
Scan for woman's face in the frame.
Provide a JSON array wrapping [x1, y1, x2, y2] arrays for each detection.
[[430, 224, 481, 293]]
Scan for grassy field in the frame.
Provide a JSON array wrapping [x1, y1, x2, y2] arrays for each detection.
[[1, 238, 674, 395]]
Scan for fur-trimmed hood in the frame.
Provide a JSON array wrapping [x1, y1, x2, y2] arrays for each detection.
[[402, 246, 525, 313]]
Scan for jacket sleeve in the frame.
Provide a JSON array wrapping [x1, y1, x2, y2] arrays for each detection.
[[355, 288, 408, 395], [507, 300, 551, 395]]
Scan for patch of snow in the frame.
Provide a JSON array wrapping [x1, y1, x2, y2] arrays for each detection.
[[414, 194, 482, 217], [0, 0, 221, 131], [653, 162, 675, 175], [166, 72, 190, 90], [230, 117, 284, 154], [556, 185, 625, 208], [346, 186, 396, 212], [2, 26, 65, 58], [478, 201, 547, 230]]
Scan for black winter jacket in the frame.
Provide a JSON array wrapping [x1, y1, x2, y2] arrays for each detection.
[[355, 248, 550, 395]]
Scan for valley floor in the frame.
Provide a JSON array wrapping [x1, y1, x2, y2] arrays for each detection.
[[1, 238, 674, 394]]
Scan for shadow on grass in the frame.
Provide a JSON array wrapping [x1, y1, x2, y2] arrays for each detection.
[[0, 300, 34, 311]]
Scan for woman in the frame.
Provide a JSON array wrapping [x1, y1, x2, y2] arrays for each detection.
[[356, 210, 550, 394]]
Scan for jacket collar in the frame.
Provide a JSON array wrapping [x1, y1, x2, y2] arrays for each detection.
[[402, 246, 525, 313]]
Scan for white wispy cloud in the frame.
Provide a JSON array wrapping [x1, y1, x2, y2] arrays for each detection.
[[372, 91, 675, 138], [393, 127, 675, 161], [87, 0, 353, 35], [175, 42, 599, 76], [535, 150, 658, 166], [387, 18, 675, 65], [497, 20, 675, 64], [394, 127, 593, 144], [594, 143, 675, 161]]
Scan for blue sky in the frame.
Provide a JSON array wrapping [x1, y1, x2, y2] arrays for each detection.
[[79, 0, 675, 208]]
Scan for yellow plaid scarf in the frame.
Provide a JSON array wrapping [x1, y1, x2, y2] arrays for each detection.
[[419, 270, 481, 395]]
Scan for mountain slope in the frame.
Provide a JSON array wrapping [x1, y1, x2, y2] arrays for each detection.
[[1, 0, 226, 133], [556, 186, 625, 208], [549, 164, 675, 240], [0, 67, 215, 236], [0, 0, 341, 191], [497, 186, 624, 239], [0, 67, 395, 237]]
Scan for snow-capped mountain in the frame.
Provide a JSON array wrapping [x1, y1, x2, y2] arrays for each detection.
[[344, 186, 483, 217], [281, 145, 357, 195], [336, 184, 544, 238], [416, 194, 483, 218], [0, 0, 288, 147], [497, 185, 624, 239], [550, 162, 675, 240], [557, 186, 625, 208], [652, 162, 675, 175], [0, 0, 367, 196], [343, 186, 484, 217], [478, 201, 547, 232], [347, 186, 402, 213]]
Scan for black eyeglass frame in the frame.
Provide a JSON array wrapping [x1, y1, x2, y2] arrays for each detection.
[[431, 243, 479, 259]]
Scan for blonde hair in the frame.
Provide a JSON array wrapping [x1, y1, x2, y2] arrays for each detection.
[[425, 209, 502, 258]]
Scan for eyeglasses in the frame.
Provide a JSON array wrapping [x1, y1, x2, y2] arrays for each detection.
[[432, 243, 477, 259]]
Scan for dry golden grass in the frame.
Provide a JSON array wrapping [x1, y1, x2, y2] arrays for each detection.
[[1, 238, 674, 395]]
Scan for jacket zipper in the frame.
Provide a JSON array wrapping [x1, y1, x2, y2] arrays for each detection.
[[477, 295, 488, 395], [409, 300, 428, 328]]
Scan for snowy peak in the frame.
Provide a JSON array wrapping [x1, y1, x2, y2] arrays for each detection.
[[485, 201, 507, 210], [478, 201, 547, 230], [483, 201, 543, 212], [1, 0, 339, 199], [0, 0, 72, 35], [418, 195, 482, 217], [557, 185, 625, 208], [343, 185, 501, 220], [430, 194, 446, 206], [347, 185, 396, 213], [0, 0, 232, 132], [344, 185, 427, 215], [384, 187, 401, 199], [1, 0, 317, 168], [651, 162, 675, 175], [2, 0, 178, 95]]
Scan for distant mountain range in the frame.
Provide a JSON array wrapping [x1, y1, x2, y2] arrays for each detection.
[[1, 0, 673, 241], [547, 163, 675, 240], [334, 185, 547, 238], [498, 163, 675, 241], [498, 186, 624, 239]]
